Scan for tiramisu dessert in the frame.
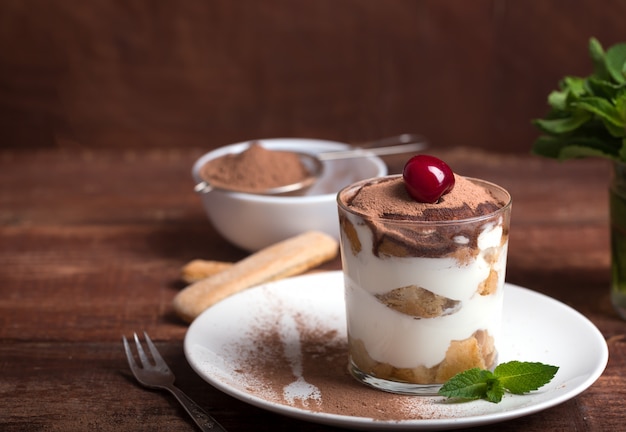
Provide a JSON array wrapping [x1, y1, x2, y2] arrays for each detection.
[[337, 155, 511, 393]]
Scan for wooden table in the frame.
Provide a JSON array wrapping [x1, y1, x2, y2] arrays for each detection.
[[1, 147, 624, 431]]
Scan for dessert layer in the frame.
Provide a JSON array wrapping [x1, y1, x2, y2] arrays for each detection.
[[339, 175, 509, 259], [343, 175, 503, 222], [350, 329, 496, 384], [340, 204, 508, 376]]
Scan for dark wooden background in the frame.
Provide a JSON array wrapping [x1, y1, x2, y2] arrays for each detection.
[[2, 0, 625, 153], [2, 2, 626, 430]]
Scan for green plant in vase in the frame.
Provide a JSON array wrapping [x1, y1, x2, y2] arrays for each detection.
[[532, 37, 626, 318]]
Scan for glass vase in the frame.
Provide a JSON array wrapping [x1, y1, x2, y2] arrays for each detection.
[[610, 161, 626, 319]]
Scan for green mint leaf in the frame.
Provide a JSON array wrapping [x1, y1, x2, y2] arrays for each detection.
[[616, 91, 626, 118], [533, 131, 622, 161], [572, 97, 625, 129], [613, 91, 626, 137], [532, 37, 626, 163], [585, 76, 625, 100], [589, 37, 609, 80], [558, 143, 621, 160], [605, 42, 626, 84], [438, 368, 496, 400], [547, 90, 568, 111], [532, 113, 591, 135], [439, 361, 559, 403], [494, 361, 559, 395], [560, 76, 588, 98], [485, 379, 505, 403], [537, 131, 618, 152], [532, 136, 566, 158]]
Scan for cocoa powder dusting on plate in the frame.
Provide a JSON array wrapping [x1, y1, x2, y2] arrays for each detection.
[[229, 308, 444, 421]]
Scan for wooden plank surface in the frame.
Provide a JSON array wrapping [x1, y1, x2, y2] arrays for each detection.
[[1, 148, 624, 431]]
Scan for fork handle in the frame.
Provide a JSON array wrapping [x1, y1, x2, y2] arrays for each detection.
[[166, 384, 228, 431]]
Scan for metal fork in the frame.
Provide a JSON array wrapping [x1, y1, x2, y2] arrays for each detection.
[[123, 332, 228, 431]]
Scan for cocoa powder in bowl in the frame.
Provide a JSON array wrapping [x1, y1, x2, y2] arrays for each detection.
[[200, 143, 309, 193], [190, 138, 388, 251]]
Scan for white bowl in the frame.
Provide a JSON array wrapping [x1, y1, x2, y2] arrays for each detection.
[[192, 138, 388, 252]]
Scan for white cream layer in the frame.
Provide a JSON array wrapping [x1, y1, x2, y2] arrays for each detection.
[[341, 213, 507, 369]]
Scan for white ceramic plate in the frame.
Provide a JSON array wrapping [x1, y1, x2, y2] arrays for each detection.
[[184, 272, 608, 430]]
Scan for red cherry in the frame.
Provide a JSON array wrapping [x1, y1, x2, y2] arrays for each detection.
[[402, 155, 455, 203]]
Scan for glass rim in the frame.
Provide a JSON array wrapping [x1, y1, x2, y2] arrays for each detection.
[[337, 174, 512, 226]]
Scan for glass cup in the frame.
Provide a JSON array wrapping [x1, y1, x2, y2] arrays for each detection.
[[337, 175, 512, 395], [610, 161, 626, 319]]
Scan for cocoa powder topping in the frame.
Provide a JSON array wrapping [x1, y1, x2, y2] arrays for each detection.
[[345, 175, 502, 222], [339, 174, 509, 259]]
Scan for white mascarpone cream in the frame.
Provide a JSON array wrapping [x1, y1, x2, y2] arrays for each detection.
[[341, 214, 507, 370]]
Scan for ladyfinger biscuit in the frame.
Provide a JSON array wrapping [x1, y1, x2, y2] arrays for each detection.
[[181, 259, 233, 283], [173, 231, 338, 323]]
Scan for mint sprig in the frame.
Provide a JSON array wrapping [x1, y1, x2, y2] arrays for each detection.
[[438, 361, 559, 403], [532, 37, 626, 162]]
